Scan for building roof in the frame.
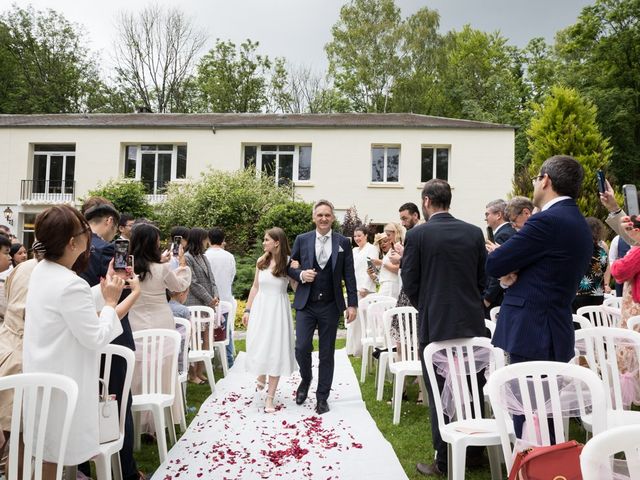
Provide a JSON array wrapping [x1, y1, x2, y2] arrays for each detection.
[[0, 113, 514, 130]]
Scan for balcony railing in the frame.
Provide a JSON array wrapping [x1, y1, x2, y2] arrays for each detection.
[[142, 180, 169, 204], [21, 179, 75, 203]]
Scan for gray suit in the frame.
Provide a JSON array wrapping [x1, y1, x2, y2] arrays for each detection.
[[184, 252, 219, 306]]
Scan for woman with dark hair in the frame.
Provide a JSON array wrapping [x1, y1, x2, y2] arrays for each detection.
[[242, 227, 296, 413], [573, 217, 609, 313], [127, 223, 191, 431], [22, 205, 137, 474], [9, 243, 27, 267], [184, 227, 219, 383]]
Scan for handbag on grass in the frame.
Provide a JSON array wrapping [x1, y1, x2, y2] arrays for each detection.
[[98, 379, 119, 444], [507, 440, 583, 480]]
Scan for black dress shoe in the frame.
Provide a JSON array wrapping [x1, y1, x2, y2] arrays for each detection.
[[296, 382, 310, 405], [416, 462, 445, 477], [315, 399, 330, 414]]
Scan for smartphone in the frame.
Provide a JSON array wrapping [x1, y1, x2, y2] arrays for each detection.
[[114, 239, 129, 271], [366, 257, 374, 271], [596, 170, 606, 194], [623, 184, 640, 216], [486, 226, 494, 243], [172, 235, 182, 256]]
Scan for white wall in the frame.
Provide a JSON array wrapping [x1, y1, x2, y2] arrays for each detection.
[[0, 125, 514, 232]]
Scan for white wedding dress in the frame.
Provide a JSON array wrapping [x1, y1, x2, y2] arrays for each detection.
[[245, 268, 297, 377]]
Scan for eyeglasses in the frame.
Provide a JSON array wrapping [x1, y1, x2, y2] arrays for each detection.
[[530, 174, 544, 185]]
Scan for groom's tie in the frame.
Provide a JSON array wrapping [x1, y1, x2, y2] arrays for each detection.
[[318, 235, 329, 269]]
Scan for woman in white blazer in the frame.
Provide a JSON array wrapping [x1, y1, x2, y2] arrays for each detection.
[[23, 205, 140, 472]]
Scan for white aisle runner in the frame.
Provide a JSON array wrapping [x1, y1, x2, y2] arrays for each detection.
[[152, 349, 408, 479]]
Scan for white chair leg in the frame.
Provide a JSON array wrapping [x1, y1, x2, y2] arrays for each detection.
[[392, 373, 404, 425], [132, 410, 141, 452], [488, 445, 502, 480], [112, 452, 124, 480], [450, 442, 467, 480], [93, 453, 110, 480], [376, 353, 388, 401], [151, 404, 168, 463], [219, 346, 229, 377], [165, 406, 177, 446], [204, 358, 216, 394], [360, 345, 369, 383]]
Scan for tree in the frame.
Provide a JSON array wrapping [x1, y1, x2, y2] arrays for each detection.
[[112, 4, 206, 113], [514, 86, 612, 218], [87, 179, 154, 219], [325, 0, 403, 112], [158, 168, 294, 254], [256, 202, 315, 248], [0, 5, 102, 113], [197, 39, 272, 113], [555, 0, 640, 184]]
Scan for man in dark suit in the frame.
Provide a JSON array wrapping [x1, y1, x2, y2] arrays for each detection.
[[402, 179, 488, 477], [80, 201, 141, 480], [288, 199, 358, 414], [486, 155, 592, 437], [483, 199, 517, 318]]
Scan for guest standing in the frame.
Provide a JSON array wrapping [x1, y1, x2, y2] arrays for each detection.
[[243, 227, 297, 412], [573, 217, 609, 312]]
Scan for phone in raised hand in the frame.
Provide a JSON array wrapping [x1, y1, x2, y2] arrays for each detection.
[[596, 170, 606, 194], [114, 239, 129, 271], [622, 184, 640, 228]]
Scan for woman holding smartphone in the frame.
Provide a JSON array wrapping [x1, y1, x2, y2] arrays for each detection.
[[349, 226, 378, 356]]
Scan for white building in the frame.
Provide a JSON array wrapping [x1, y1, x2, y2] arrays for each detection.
[[0, 113, 515, 245]]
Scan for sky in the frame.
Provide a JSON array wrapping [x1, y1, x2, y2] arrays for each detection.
[[0, 0, 594, 74]]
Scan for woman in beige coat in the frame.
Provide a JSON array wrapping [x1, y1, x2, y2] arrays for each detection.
[[127, 223, 191, 431]]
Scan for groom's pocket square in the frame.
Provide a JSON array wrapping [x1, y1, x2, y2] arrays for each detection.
[[338, 246, 344, 253]]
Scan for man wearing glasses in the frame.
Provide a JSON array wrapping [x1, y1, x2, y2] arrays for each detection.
[[485, 155, 592, 438]]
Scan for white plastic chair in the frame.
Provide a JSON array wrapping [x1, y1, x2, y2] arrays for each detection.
[[187, 305, 217, 393], [131, 328, 181, 463], [92, 345, 135, 480], [364, 299, 401, 401], [382, 306, 426, 424], [487, 361, 607, 474], [580, 424, 640, 480], [0, 372, 78, 480], [211, 301, 233, 377], [489, 306, 500, 323], [484, 319, 496, 338], [577, 305, 620, 328], [575, 327, 640, 433], [358, 294, 396, 383], [628, 315, 640, 332], [603, 296, 622, 310], [423, 338, 507, 480], [173, 317, 191, 432]]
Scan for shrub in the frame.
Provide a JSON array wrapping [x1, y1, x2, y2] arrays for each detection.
[[86, 178, 154, 219], [255, 201, 315, 249], [233, 250, 261, 300]]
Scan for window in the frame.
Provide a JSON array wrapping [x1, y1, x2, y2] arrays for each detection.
[[243, 145, 311, 185], [371, 146, 400, 183], [421, 147, 449, 182], [22, 213, 36, 251], [32, 144, 75, 194], [124, 144, 187, 194]]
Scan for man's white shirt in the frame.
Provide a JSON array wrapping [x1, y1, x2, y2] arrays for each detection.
[[205, 246, 236, 303]]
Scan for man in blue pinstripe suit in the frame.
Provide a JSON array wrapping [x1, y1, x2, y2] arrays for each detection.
[[486, 155, 592, 437]]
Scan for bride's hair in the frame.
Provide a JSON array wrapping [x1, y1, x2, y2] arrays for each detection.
[[257, 227, 290, 277]]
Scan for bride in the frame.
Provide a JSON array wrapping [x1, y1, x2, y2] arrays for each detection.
[[242, 227, 297, 412]]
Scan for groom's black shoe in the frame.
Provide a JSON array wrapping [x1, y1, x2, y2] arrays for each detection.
[[315, 399, 330, 415], [296, 381, 310, 405]]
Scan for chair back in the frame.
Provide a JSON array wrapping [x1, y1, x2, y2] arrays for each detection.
[[358, 294, 397, 342], [132, 328, 180, 397], [215, 300, 234, 343], [577, 305, 619, 328], [575, 327, 640, 410], [230, 298, 238, 336], [490, 306, 500, 323], [484, 319, 496, 338], [628, 315, 640, 332], [100, 344, 135, 437], [366, 300, 398, 348], [188, 305, 216, 352], [173, 317, 191, 376], [424, 337, 504, 427], [382, 306, 419, 364], [572, 314, 592, 330], [487, 361, 607, 472], [603, 296, 622, 310], [0, 372, 78, 480], [580, 424, 640, 480]]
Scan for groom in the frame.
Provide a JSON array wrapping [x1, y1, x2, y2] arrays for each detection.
[[288, 199, 358, 414]]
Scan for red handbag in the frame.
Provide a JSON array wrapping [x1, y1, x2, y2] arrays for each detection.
[[214, 324, 226, 342], [508, 440, 583, 480]]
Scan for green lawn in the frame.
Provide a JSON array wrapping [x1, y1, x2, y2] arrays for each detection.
[[134, 339, 588, 479]]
